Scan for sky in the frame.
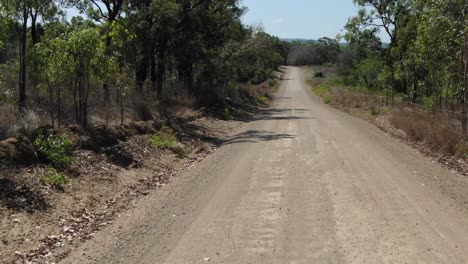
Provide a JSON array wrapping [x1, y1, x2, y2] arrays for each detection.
[[65, 0, 390, 43], [240, 0, 390, 42]]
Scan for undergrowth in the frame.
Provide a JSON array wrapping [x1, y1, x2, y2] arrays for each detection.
[[42, 167, 70, 189], [151, 128, 177, 148], [34, 133, 73, 169]]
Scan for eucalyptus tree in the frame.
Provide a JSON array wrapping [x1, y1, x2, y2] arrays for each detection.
[[0, 0, 61, 110]]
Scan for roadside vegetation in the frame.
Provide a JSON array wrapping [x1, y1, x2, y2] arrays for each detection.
[[300, 0, 468, 172], [0, 0, 286, 262]]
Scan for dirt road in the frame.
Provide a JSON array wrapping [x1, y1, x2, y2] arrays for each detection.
[[63, 67, 468, 264]]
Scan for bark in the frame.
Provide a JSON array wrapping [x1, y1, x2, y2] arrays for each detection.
[[156, 46, 166, 99], [151, 52, 157, 93], [135, 58, 148, 92], [18, 6, 28, 111], [30, 11, 38, 45], [462, 30, 468, 134], [185, 63, 194, 94]]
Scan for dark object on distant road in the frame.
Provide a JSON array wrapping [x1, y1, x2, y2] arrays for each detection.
[[314, 72, 325, 78]]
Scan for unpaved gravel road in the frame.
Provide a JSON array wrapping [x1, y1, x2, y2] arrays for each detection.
[[63, 67, 468, 264]]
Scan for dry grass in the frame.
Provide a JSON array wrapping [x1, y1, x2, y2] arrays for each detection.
[[0, 104, 17, 139], [0, 105, 46, 140], [239, 81, 275, 102], [389, 108, 462, 155], [161, 94, 199, 120], [330, 88, 382, 111]]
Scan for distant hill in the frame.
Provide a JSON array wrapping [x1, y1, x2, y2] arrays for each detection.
[[280, 38, 316, 43], [281, 38, 348, 46], [281, 38, 389, 48]]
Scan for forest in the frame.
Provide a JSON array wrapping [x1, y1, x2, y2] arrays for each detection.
[[338, 0, 468, 131], [0, 0, 288, 133], [294, 0, 468, 159], [2, 1, 468, 263]]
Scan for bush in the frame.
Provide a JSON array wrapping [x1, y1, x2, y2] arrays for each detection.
[[323, 95, 332, 104], [314, 72, 324, 78], [34, 133, 73, 169], [151, 130, 177, 149], [423, 96, 436, 112], [42, 167, 70, 189], [258, 96, 269, 104], [267, 79, 277, 88], [312, 83, 329, 96], [223, 107, 233, 120]]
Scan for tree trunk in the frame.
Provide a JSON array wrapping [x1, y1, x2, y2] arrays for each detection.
[[462, 29, 468, 134], [185, 63, 194, 94], [151, 52, 157, 93], [135, 57, 148, 92], [103, 36, 112, 105], [156, 46, 166, 99], [18, 7, 28, 111]]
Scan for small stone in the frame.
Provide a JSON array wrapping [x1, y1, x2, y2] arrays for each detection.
[[203, 257, 210, 261]]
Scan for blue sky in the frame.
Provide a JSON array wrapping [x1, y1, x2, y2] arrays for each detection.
[[65, 0, 390, 42], [241, 0, 390, 42]]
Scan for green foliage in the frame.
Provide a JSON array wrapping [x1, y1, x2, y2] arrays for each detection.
[[312, 83, 329, 96], [34, 133, 73, 169], [288, 37, 341, 65], [223, 107, 233, 120], [258, 96, 269, 104], [268, 79, 278, 88], [42, 167, 70, 188], [354, 55, 384, 89], [151, 130, 177, 149], [423, 96, 436, 112], [323, 95, 332, 104]]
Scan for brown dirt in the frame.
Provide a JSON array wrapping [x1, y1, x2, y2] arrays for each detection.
[[0, 114, 244, 264]]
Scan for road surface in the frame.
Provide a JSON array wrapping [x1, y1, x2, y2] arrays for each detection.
[[64, 67, 468, 264]]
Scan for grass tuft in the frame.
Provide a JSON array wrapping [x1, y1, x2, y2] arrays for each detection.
[[42, 167, 70, 189], [151, 130, 177, 149]]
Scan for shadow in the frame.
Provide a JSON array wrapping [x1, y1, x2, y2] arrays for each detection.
[[249, 107, 314, 122], [168, 100, 311, 147], [223, 130, 296, 145], [172, 121, 226, 146], [0, 178, 49, 213], [275, 96, 293, 101]]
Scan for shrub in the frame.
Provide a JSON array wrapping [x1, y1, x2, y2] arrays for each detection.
[[423, 96, 436, 112], [151, 130, 177, 148], [314, 71, 324, 78], [370, 106, 381, 116], [42, 167, 70, 188], [313, 84, 329, 96], [258, 96, 269, 104], [323, 95, 332, 104], [268, 79, 277, 88], [34, 133, 73, 169], [223, 107, 233, 120]]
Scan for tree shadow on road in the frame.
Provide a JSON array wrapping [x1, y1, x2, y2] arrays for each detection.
[[222, 130, 296, 145]]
